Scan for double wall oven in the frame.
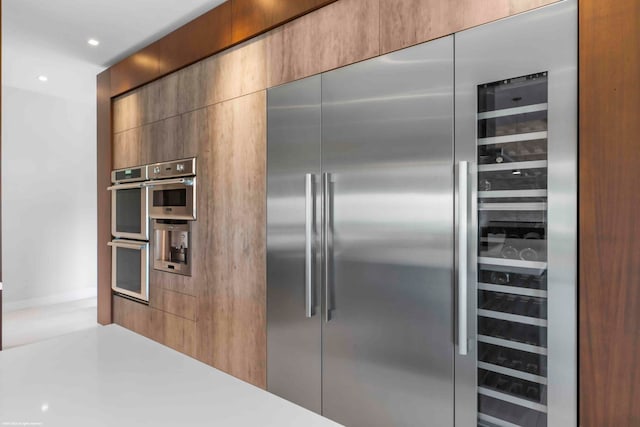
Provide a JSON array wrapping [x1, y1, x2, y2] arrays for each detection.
[[108, 165, 150, 301], [109, 158, 197, 302]]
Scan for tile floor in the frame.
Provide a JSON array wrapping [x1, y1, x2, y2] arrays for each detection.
[[2, 297, 98, 349]]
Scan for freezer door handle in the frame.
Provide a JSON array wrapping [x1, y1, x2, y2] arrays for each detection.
[[458, 161, 469, 356], [323, 172, 332, 323], [305, 173, 315, 318]]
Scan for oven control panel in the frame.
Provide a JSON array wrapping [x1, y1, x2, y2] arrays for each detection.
[[148, 158, 196, 179], [111, 165, 148, 184]]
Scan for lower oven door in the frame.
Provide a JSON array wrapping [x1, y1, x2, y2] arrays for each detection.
[[147, 177, 196, 220], [108, 182, 149, 240], [108, 239, 149, 302]]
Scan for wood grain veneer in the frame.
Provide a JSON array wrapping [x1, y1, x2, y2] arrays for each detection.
[[110, 3, 231, 97], [266, 0, 381, 87], [97, 69, 112, 325], [112, 90, 143, 134], [110, 44, 163, 100], [149, 286, 197, 321], [142, 115, 183, 164], [112, 128, 141, 169], [156, 2, 232, 77], [195, 91, 267, 387], [579, 0, 640, 426], [109, 0, 337, 98], [379, 0, 559, 54], [113, 295, 196, 357], [231, 0, 335, 44]]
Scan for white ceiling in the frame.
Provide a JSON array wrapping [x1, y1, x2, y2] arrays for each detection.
[[2, 0, 226, 102]]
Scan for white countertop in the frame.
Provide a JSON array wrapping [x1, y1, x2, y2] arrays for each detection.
[[0, 325, 341, 427]]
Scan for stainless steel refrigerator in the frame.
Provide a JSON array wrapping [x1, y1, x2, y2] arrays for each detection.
[[267, 2, 576, 426]]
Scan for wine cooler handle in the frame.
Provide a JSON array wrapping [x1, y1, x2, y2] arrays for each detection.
[[305, 174, 315, 318], [323, 173, 332, 323], [458, 161, 469, 356]]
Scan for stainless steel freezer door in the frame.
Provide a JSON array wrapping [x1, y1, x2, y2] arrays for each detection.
[[267, 75, 323, 413], [454, 1, 577, 426], [321, 36, 455, 427]]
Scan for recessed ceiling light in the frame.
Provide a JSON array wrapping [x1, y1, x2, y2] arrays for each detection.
[[88, 38, 100, 46], [38, 75, 48, 82]]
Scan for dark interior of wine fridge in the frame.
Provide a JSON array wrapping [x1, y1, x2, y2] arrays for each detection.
[[476, 72, 549, 427]]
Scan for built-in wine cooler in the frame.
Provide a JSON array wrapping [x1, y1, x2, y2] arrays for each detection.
[[476, 73, 550, 427], [455, 1, 577, 426]]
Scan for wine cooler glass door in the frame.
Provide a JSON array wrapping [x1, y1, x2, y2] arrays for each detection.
[[455, 2, 577, 427]]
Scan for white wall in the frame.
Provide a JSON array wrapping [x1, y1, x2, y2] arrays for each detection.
[[2, 85, 97, 310]]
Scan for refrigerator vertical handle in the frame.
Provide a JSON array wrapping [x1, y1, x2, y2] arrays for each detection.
[[458, 161, 469, 355], [305, 173, 315, 318], [323, 172, 332, 323]]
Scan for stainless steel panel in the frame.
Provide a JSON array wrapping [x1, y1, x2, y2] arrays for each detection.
[[454, 2, 577, 426], [267, 75, 322, 413], [148, 158, 196, 179], [321, 36, 454, 427]]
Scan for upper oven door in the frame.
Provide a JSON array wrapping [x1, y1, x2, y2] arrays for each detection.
[[146, 177, 197, 220], [108, 182, 149, 240]]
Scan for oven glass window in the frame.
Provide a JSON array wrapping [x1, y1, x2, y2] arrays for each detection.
[[115, 188, 142, 233], [116, 248, 142, 293], [153, 189, 187, 207]]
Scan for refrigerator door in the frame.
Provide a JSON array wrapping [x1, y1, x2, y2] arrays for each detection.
[[267, 75, 322, 413], [454, 1, 577, 426], [321, 36, 455, 427]]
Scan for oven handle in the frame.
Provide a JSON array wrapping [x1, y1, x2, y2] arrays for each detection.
[[143, 178, 194, 188], [108, 241, 147, 250], [107, 182, 145, 191]]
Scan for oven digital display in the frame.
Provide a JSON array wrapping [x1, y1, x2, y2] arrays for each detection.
[[153, 188, 187, 207]]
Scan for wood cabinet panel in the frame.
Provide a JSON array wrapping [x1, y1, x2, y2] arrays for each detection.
[[182, 108, 210, 160], [177, 62, 212, 115], [113, 295, 151, 337], [379, 0, 462, 54], [108, 0, 335, 97], [195, 91, 267, 388], [231, 0, 336, 44], [156, 2, 232, 76], [579, 0, 640, 425], [509, 0, 559, 14], [149, 309, 192, 354], [266, 0, 380, 87], [112, 128, 142, 169], [140, 115, 182, 164], [140, 73, 179, 125], [212, 35, 268, 105], [112, 90, 143, 134], [380, 0, 559, 55], [110, 44, 162, 98], [113, 295, 197, 356], [97, 69, 112, 325], [177, 36, 267, 115], [149, 267, 198, 298], [149, 285, 197, 321]]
